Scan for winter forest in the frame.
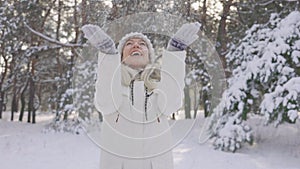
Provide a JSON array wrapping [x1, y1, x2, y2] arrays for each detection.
[[1, 0, 300, 168]]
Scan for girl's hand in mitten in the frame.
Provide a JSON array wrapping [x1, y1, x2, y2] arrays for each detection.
[[167, 22, 201, 51], [82, 24, 117, 54]]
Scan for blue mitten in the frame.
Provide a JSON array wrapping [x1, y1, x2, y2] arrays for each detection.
[[82, 24, 117, 54], [167, 22, 201, 51]]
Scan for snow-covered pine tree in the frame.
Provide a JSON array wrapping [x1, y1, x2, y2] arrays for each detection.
[[185, 47, 212, 118], [74, 46, 98, 123], [0, 1, 20, 118], [208, 11, 300, 152]]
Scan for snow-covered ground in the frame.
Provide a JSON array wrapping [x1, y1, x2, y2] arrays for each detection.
[[1, 112, 300, 169]]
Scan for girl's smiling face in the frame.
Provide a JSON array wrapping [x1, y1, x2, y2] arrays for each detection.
[[122, 38, 150, 69]]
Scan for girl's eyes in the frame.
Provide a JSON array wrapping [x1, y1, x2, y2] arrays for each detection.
[[125, 41, 146, 46], [139, 42, 146, 46]]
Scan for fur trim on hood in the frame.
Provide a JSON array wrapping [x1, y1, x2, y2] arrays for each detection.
[[118, 32, 160, 91], [117, 32, 155, 63]]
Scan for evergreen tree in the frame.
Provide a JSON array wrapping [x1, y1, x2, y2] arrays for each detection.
[[208, 11, 300, 152]]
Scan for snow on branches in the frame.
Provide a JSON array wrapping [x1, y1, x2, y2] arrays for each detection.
[[208, 11, 300, 152]]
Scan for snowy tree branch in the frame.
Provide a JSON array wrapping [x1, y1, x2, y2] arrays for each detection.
[[25, 23, 83, 48]]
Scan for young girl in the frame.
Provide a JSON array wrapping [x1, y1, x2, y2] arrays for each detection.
[[82, 22, 200, 169]]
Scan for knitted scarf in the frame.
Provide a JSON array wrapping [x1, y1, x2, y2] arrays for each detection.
[[121, 63, 161, 91]]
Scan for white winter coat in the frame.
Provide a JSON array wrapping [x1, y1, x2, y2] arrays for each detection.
[[94, 50, 186, 169]]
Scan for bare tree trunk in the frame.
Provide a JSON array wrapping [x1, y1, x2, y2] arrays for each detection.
[[0, 56, 8, 119], [27, 76, 33, 123], [184, 65, 191, 119], [27, 54, 37, 123], [193, 86, 199, 119], [73, 0, 86, 120], [202, 89, 209, 117], [56, 0, 62, 41], [216, 0, 233, 77], [27, 57, 36, 123], [26, 0, 44, 123], [184, 85, 191, 119], [186, 0, 191, 17], [55, 0, 63, 121], [171, 113, 175, 120], [0, 90, 3, 119], [11, 84, 17, 121], [31, 96, 36, 123], [19, 80, 28, 121], [0, 91, 4, 119], [9, 52, 17, 121], [201, 0, 207, 30], [74, 0, 79, 43], [81, 0, 87, 25], [184, 1, 192, 119]]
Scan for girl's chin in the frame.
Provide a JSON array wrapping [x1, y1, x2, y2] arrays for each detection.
[[124, 62, 148, 69], [123, 58, 149, 69]]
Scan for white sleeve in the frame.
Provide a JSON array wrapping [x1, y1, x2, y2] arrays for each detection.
[[94, 52, 122, 115], [156, 50, 186, 116]]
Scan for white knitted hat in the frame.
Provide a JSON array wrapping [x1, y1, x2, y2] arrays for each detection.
[[117, 32, 155, 63]]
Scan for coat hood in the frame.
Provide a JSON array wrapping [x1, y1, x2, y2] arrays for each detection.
[[117, 32, 155, 63]]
